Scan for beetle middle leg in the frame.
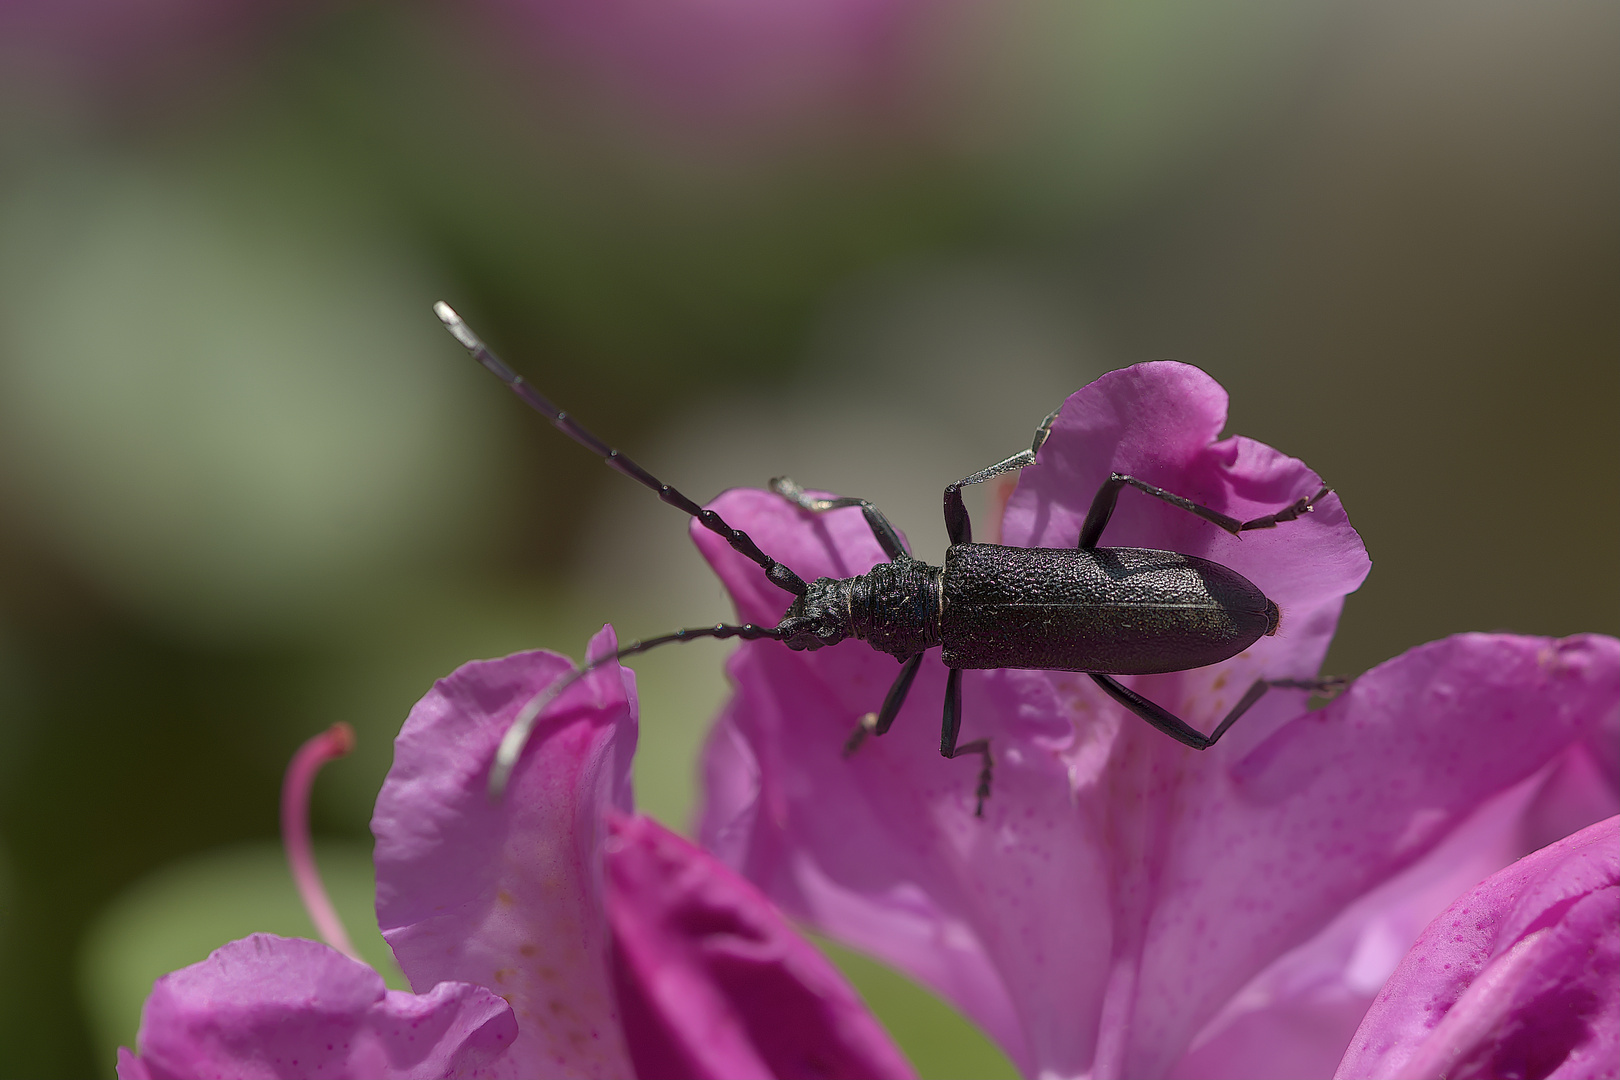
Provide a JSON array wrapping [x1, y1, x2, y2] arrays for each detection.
[[770, 477, 910, 563], [943, 407, 1060, 545], [941, 667, 993, 816], [769, 479, 938, 759], [1089, 672, 1349, 750], [1078, 474, 1331, 550]]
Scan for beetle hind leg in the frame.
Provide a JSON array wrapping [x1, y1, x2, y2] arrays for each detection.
[[941, 667, 995, 817], [1090, 672, 1352, 749], [1078, 474, 1332, 550]]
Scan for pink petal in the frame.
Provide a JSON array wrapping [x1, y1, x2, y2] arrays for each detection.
[[1337, 816, 1620, 1080], [1167, 744, 1609, 1080], [116, 1049, 151, 1080], [118, 934, 516, 1080], [705, 635, 1619, 1080], [1167, 996, 1378, 1080], [697, 643, 1036, 1065], [372, 630, 638, 1079], [1118, 634, 1620, 1077], [605, 813, 916, 1080]]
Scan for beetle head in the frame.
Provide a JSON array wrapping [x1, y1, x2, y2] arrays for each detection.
[[776, 576, 853, 651]]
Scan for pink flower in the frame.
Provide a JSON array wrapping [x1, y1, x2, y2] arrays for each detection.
[[120, 630, 915, 1080], [687, 361, 1620, 1078], [1338, 814, 1618, 1080]]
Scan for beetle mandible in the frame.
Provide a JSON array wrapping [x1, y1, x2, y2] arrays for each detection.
[[436, 302, 1343, 814]]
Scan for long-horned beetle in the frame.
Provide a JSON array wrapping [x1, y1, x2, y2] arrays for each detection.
[[436, 303, 1342, 813]]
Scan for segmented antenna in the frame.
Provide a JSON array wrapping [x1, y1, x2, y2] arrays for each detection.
[[490, 622, 784, 799], [434, 302, 808, 597]]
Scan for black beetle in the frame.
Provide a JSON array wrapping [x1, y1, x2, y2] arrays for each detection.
[[436, 303, 1342, 812]]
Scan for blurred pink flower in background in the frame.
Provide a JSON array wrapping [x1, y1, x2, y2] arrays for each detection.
[[2, 0, 954, 133], [690, 362, 1620, 1078], [472, 0, 948, 133], [119, 632, 915, 1080]]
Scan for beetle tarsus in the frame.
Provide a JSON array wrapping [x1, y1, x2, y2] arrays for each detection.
[[844, 712, 878, 757], [951, 738, 993, 817], [770, 476, 911, 563], [1238, 484, 1332, 531], [1268, 674, 1350, 699]]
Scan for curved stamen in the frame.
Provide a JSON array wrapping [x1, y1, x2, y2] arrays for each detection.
[[280, 723, 362, 962]]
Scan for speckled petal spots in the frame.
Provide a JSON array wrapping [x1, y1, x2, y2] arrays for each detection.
[[1337, 815, 1619, 1080]]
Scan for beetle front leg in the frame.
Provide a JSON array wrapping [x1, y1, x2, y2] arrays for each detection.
[[771, 477, 910, 563], [1078, 474, 1331, 550], [940, 667, 993, 817], [844, 651, 925, 756], [1089, 672, 1349, 748]]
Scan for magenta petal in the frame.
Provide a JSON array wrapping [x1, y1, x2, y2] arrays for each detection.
[[695, 611, 1104, 1074], [373, 630, 638, 1079], [700, 634, 1619, 1079], [116, 1048, 151, 1080], [1117, 633, 1620, 1077], [1169, 995, 1379, 1080], [1166, 754, 1577, 1080], [1337, 816, 1620, 1080], [605, 813, 916, 1080], [119, 934, 516, 1080]]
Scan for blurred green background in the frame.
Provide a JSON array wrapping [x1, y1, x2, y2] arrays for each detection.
[[0, 1, 1614, 1076]]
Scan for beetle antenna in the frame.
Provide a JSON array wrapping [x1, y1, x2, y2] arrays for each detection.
[[435, 302, 808, 598], [490, 622, 785, 799]]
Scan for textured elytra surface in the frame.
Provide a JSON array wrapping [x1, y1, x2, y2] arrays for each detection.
[[939, 544, 1272, 673]]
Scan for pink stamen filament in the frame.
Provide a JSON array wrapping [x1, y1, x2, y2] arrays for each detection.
[[280, 723, 362, 962]]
